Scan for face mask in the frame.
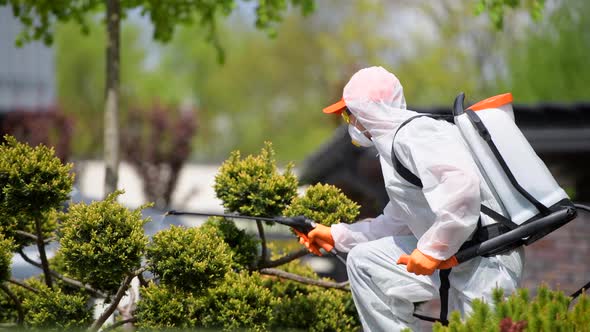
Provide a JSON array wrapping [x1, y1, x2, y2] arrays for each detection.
[[348, 124, 373, 147]]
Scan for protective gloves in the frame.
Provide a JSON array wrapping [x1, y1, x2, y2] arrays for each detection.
[[298, 224, 335, 256], [397, 249, 458, 275]]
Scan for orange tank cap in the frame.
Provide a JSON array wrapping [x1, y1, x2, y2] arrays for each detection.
[[468, 93, 513, 111]]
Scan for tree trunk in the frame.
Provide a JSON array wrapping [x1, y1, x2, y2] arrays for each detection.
[[104, 0, 121, 197], [35, 217, 52, 288]]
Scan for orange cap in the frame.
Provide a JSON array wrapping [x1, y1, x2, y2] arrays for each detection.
[[468, 93, 513, 111], [322, 98, 347, 114]]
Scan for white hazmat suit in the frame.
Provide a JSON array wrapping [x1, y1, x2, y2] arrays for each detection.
[[327, 67, 524, 331]]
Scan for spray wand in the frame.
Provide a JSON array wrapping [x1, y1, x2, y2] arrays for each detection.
[[165, 210, 346, 265]]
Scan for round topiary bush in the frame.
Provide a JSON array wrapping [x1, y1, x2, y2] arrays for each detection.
[[265, 260, 360, 332], [199, 271, 277, 331], [0, 135, 73, 219], [135, 283, 203, 329], [22, 283, 92, 331], [137, 271, 276, 331], [201, 217, 259, 269], [0, 231, 14, 282], [273, 287, 359, 332], [58, 191, 149, 294], [214, 142, 298, 219], [0, 136, 73, 250], [283, 183, 360, 226], [146, 225, 233, 293]]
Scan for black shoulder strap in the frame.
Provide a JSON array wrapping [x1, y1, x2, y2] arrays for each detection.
[[465, 109, 550, 216], [391, 115, 428, 188]]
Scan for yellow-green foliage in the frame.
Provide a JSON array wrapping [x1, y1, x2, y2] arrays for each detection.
[[135, 283, 203, 329], [434, 286, 590, 332], [0, 136, 73, 247], [201, 217, 259, 269], [263, 252, 360, 332], [2, 140, 364, 331], [0, 230, 14, 282], [283, 183, 360, 226], [58, 191, 149, 294], [147, 225, 233, 293], [0, 282, 22, 323], [11, 209, 60, 250], [22, 283, 92, 331], [0, 277, 45, 323], [0, 135, 73, 216], [214, 142, 298, 220], [136, 271, 277, 331], [199, 271, 277, 331], [272, 286, 359, 332], [1, 276, 99, 326]]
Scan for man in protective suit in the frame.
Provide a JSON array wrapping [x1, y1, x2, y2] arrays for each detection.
[[299, 66, 524, 331]]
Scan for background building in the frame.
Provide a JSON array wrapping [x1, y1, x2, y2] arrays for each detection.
[[0, 6, 55, 113]]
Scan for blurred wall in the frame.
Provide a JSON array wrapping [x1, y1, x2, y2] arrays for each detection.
[[0, 7, 55, 112]]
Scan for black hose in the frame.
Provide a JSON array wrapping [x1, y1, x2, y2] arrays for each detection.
[[568, 203, 590, 300], [574, 203, 590, 214]]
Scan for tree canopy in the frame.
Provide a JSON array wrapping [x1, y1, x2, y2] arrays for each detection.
[[7, 0, 585, 164]]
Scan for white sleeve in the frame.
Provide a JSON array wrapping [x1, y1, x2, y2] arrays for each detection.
[[330, 202, 411, 253], [396, 118, 481, 260]]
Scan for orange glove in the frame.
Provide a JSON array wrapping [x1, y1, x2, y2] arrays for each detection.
[[297, 224, 334, 256], [397, 249, 453, 276]]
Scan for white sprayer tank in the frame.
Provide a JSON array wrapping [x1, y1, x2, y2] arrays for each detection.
[[454, 93, 569, 224]]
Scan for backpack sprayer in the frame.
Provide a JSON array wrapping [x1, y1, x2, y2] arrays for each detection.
[[393, 92, 590, 324], [164, 210, 347, 265]]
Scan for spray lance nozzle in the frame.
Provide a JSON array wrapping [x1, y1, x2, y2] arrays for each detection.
[[164, 210, 315, 235]]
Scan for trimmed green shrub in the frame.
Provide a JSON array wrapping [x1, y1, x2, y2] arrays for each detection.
[[273, 287, 359, 332], [135, 283, 203, 329], [22, 283, 92, 331], [264, 247, 320, 296], [0, 135, 73, 219], [58, 191, 149, 294], [136, 272, 276, 331], [199, 271, 277, 331], [283, 183, 360, 226], [0, 278, 34, 323], [0, 230, 15, 282], [2, 138, 365, 331], [434, 286, 590, 332], [0, 136, 73, 251], [0, 278, 49, 324], [265, 260, 360, 332], [1, 276, 101, 326], [0, 284, 19, 323], [0, 277, 58, 324], [201, 217, 259, 269], [147, 225, 233, 293], [214, 142, 298, 220]]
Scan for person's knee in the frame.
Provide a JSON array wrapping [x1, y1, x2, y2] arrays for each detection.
[[346, 243, 375, 295], [347, 243, 371, 269]]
